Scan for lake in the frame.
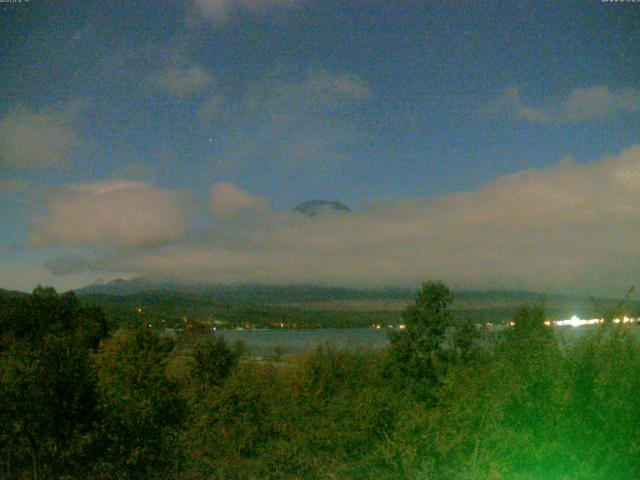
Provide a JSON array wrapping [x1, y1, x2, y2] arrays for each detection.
[[217, 325, 640, 356], [217, 327, 389, 355]]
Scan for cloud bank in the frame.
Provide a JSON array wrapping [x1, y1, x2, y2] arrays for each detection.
[[210, 182, 268, 217], [40, 145, 640, 294], [483, 86, 640, 123], [30, 180, 187, 247]]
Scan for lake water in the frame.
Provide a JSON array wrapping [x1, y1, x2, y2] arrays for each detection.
[[217, 328, 389, 355], [217, 325, 640, 356]]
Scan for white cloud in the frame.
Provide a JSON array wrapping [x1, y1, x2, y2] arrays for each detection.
[[61, 144, 640, 295], [560, 86, 640, 122], [151, 64, 212, 97], [30, 180, 187, 247], [480, 86, 549, 123], [483, 86, 640, 123], [191, 0, 300, 24], [210, 181, 269, 217], [0, 100, 86, 170]]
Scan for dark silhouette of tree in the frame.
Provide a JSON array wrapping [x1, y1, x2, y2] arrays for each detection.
[[507, 304, 552, 341], [192, 335, 237, 386], [0, 288, 104, 479], [385, 280, 454, 395], [0, 287, 108, 351]]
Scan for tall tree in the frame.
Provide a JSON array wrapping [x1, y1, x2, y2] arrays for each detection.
[[386, 280, 454, 395]]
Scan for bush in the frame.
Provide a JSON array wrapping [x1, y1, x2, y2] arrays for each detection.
[[191, 335, 237, 386], [92, 327, 185, 478]]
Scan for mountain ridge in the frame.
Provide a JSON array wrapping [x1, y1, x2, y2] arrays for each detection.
[[72, 277, 610, 307]]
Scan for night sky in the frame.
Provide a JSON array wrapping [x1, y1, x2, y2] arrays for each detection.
[[1, 0, 638, 294]]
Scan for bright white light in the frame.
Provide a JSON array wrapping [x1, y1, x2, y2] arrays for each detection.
[[555, 315, 602, 327], [568, 315, 583, 328], [555, 315, 603, 327], [552, 315, 639, 327]]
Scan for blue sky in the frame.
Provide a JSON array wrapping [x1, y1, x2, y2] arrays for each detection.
[[1, 0, 639, 293]]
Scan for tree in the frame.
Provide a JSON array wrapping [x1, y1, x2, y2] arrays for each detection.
[[507, 304, 552, 342], [0, 288, 102, 479], [386, 280, 454, 394], [192, 335, 237, 386], [0, 287, 108, 351], [93, 327, 185, 478]]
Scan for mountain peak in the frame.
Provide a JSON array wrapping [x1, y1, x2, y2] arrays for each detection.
[[293, 200, 351, 217]]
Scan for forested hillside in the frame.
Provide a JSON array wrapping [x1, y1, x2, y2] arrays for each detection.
[[69, 282, 640, 330], [2, 283, 639, 478]]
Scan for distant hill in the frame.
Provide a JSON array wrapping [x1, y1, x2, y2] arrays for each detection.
[[0, 279, 624, 330], [75, 278, 415, 302], [70, 280, 640, 329], [73, 278, 640, 319], [293, 200, 351, 217], [77, 277, 538, 303], [76, 277, 553, 301], [77, 277, 161, 296]]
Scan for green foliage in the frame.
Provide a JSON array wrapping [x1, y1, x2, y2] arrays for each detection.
[[1, 336, 98, 478], [181, 346, 404, 479], [383, 305, 640, 480], [294, 346, 403, 477], [0, 288, 102, 479], [508, 304, 551, 340], [2, 282, 640, 479], [0, 286, 108, 351], [452, 316, 480, 362], [181, 362, 284, 478], [92, 327, 185, 478], [191, 334, 237, 386], [385, 280, 455, 395], [563, 324, 640, 477]]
